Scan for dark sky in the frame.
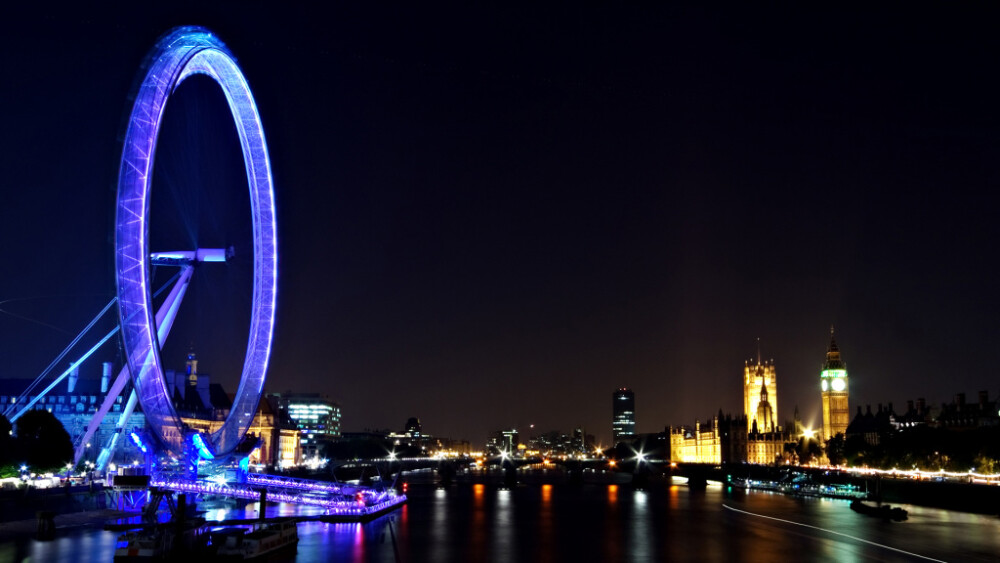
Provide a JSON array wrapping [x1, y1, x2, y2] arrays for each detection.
[[2, 4, 999, 447]]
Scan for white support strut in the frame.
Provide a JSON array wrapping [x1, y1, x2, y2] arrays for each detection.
[[74, 264, 195, 467]]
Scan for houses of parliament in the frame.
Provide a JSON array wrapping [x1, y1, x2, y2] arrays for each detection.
[[669, 329, 849, 464]]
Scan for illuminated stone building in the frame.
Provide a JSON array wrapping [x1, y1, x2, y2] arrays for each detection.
[[1, 356, 298, 468], [162, 354, 304, 467], [671, 410, 793, 465], [0, 363, 147, 465], [669, 417, 721, 463], [747, 425, 792, 464], [744, 345, 777, 434], [179, 394, 298, 468], [820, 327, 850, 441], [736, 344, 795, 464]]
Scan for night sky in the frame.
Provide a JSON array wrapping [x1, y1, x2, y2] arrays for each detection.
[[2, 4, 999, 447]]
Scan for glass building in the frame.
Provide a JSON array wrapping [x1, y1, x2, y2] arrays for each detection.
[[270, 393, 341, 459], [612, 388, 636, 445]]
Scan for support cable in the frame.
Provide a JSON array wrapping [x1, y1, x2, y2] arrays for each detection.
[[3, 297, 116, 418], [6, 271, 181, 421]]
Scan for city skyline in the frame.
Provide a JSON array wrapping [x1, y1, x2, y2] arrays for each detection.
[[2, 5, 1000, 446]]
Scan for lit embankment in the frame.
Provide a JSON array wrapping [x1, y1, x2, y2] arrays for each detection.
[[722, 463, 1000, 514], [149, 474, 406, 517]]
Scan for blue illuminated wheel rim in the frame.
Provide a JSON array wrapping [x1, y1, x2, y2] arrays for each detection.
[[114, 27, 277, 457]]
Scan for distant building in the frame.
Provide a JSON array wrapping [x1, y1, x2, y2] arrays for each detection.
[[524, 428, 594, 458], [669, 417, 721, 464], [744, 343, 778, 434], [0, 362, 147, 465], [164, 354, 296, 468], [670, 412, 792, 466], [747, 423, 793, 465], [405, 417, 422, 437], [2, 355, 308, 469], [269, 392, 342, 459], [378, 419, 472, 457], [501, 429, 519, 454], [895, 398, 932, 428], [612, 388, 636, 444], [936, 391, 999, 430], [485, 428, 520, 456], [719, 414, 749, 463], [820, 327, 850, 441], [670, 346, 793, 466], [845, 391, 998, 440], [845, 404, 897, 446]]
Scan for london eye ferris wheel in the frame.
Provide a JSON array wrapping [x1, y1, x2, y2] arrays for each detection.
[[114, 26, 277, 460]]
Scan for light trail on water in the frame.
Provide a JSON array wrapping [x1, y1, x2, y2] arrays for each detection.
[[721, 504, 946, 562]]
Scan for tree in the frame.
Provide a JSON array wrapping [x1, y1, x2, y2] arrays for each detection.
[[15, 410, 73, 472], [843, 434, 870, 467], [825, 433, 846, 466], [0, 414, 15, 477], [0, 414, 12, 462], [795, 436, 823, 465]]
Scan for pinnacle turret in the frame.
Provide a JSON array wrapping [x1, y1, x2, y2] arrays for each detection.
[[824, 325, 844, 370]]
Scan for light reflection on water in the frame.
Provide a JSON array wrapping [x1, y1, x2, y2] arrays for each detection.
[[629, 490, 651, 562], [430, 486, 449, 562], [3, 480, 1000, 562], [493, 489, 514, 562]]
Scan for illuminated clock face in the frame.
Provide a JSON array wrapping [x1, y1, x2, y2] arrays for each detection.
[[831, 378, 846, 392], [821, 380, 829, 392]]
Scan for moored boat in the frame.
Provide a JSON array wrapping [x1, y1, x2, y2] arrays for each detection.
[[213, 518, 299, 560], [849, 500, 908, 521], [113, 518, 211, 560]]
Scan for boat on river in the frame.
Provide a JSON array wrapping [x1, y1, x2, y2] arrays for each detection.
[[850, 500, 908, 521], [732, 476, 867, 500], [213, 518, 299, 560], [113, 518, 211, 560]]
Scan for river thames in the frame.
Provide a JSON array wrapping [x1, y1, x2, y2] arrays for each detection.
[[3, 477, 999, 562]]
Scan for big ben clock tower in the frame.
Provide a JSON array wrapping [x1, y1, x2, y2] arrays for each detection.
[[820, 326, 850, 441]]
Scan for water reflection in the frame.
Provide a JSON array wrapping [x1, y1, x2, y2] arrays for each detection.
[[353, 522, 364, 561], [537, 484, 554, 563], [28, 531, 118, 563], [430, 486, 450, 562], [4, 481, 1000, 562], [493, 489, 515, 561], [629, 490, 651, 562], [467, 483, 486, 561], [602, 484, 622, 561]]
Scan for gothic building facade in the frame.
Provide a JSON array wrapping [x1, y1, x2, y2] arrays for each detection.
[[744, 345, 777, 435]]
